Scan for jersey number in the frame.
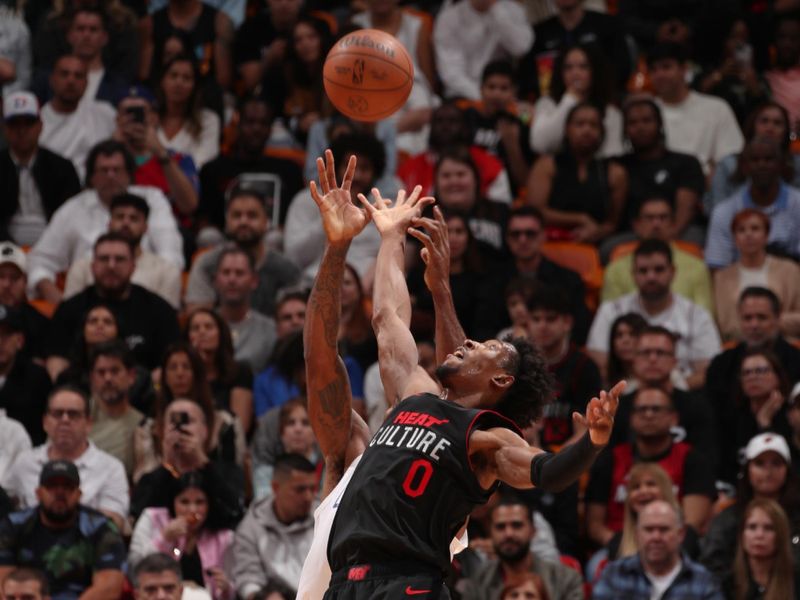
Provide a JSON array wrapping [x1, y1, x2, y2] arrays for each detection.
[[402, 459, 434, 498]]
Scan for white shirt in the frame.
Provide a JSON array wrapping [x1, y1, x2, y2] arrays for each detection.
[[157, 109, 220, 169], [657, 91, 744, 175], [27, 185, 184, 293], [0, 409, 31, 482], [587, 292, 721, 378], [1, 441, 130, 517], [646, 560, 682, 600], [434, 0, 533, 100], [8, 150, 47, 246], [83, 68, 104, 105], [39, 99, 116, 181]]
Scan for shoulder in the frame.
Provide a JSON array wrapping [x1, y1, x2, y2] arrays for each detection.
[[86, 442, 127, 473], [3, 506, 37, 529], [131, 284, 176, 311]]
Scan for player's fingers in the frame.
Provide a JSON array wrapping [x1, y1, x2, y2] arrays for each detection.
[[316, 157, 330, 195], [325, 149, 338, 190], [420, 247, 430, 264], [610, 380, 627, 401], [357, 193, 377, 213], [433, 205, 446, 224], [407, 185, 423, 206], [341, 154, 357, 192], [408, 227, 433, 249], [396, 189, 407, 207], [370, 188, 387, 209], [418, 196, 436, 211], [572, 412, 587, 427], [309, 181, 323, 207]]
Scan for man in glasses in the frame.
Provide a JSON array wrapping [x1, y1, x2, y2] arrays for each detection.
[[498, 205, 590, 343], [588, 238, 720, 390], [1, 386, 128, 530], [0, 461, 126, 599], [585, 386, 715, 547]]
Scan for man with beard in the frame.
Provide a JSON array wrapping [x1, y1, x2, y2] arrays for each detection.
[[585, 387, 715, 547], [46, 232, 179, 374], [1, 387, 128, 529], [460, 494, 583, 600], [593, 500, 722, 599], [186, 190, 300, 317], [63, 193, 181, 308], [587, 239, 720, 390], [87, 340, 142, 480], [0, 460, 126, 599]]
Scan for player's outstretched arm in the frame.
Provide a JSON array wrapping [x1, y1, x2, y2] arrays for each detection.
[[305, 150, 369, 498], [408, 207, 467, 364], [358, 187, 437, 404]]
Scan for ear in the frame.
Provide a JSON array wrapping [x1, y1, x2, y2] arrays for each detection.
[[491, 373, 515, 391], [35, 486, 45, 503]]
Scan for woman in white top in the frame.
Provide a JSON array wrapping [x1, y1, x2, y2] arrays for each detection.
[[156, 54, 221, 169], [530, 43, 623, 158], [351, 0, 439, 155]]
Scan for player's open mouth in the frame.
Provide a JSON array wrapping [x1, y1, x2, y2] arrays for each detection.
[[452, 348, 465, 359]]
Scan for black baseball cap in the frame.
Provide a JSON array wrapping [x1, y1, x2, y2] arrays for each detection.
[[39, 460, 80, 487]]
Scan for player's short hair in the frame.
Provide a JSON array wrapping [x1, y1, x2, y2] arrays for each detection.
[[494, 337, 553, 428], [133, 553, 182, 586], [93, 231, 135, 256], [646, 42, 688, 66], [216, 243, 256, 273], [738, 286, 781, 315], [273, 453, 316, 481], [633, 238, 673, 265], [639, 325, 677, 346], [3, 568, 50, 595], [508, 205, 545, 228], [481, 60, 514, 84], [492, 489, 532, 523], [47, 384, 91, 416], [525, 285, 571, 316], [89, 338, 135, 371], [86, 140, 136, 182], [110, 192, 150, 219]]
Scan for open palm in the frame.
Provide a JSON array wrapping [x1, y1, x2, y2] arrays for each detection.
[[310, 150, 370, 245], [358, 185, 434, 237]]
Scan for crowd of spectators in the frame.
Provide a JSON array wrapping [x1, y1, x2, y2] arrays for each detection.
[[0, 0, 800, 598]]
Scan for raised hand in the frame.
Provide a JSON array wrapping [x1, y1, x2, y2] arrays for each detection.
[[309, 149, 370, 245], [358, 185, 434, 237], [573, 380, 626, 446], [408, 206, 450, 293]]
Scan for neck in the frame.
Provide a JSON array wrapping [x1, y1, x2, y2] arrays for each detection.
[[96, 284, 132, 301], [272, 501, 299, 525], [636, 142, 666, 161], [645, 555, 680, 577], [748, 555, 774, 586], [639, 292, 673, 315], [82, 54, 103, 72], [97, 398, 130, 419], [542, 337, 570, 365], [750, 182, 780, 206], [165, 101, 186, 119], [558, 4, 584, 29], [500, 553, 534, 577], [514, 253, 541, 274], [11, 146, 36, 166], [661, 87, 689, 105], [50, 96, 80, 114], [219, 302, 249, 324], [48, 440, 89, 462], [739, 249, 767, 268], [635, 434, 672, 458]]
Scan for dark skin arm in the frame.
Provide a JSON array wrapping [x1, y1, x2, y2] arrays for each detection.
[[306, 151, 370, 499]]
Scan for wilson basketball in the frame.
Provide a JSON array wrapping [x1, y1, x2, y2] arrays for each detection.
[[323, 29, 414, 122]]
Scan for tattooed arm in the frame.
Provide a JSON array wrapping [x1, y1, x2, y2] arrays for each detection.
[[305, 151, 370, 499]]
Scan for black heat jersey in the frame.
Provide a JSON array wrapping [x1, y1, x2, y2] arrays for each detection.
[[327, 392, 520, 574]]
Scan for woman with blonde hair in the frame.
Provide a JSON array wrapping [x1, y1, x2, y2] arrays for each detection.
[[728, 498, 798, 600]]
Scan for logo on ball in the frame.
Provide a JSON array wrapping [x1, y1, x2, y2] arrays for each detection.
[[352, 59, 365, 85], [347, 95, 369, 113]]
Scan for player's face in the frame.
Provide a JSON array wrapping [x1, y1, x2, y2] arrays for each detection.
[[753, 106, 787, 142], [436, 339, 516, 395], [36, 478, 81, 521], [273, 470, 317, 521], [110, 206, 147, 245], [164, 353, 195, 397], [630, 389, 676, 439], [44, 390, 90, 450], [293, 22, 321, 64], [161, 60, 195, 105], [280, 405, 314, 454], [50, 56, 88, 104], [612, 322, 638, 364], [490, 505, 533, 562], [506, 216, 543, 261], [225, 196, 268, 246], [3, 578, 47, 600], [480, 74, 514, 114], [135, 570, 183, 600], [275, 299, 306, 338], [565, 106, 602, 154], [633, 334, 676, 386], [188, 311, 221, 354], [748, 451, 788, 497], [0, 263, 26, 307], [84, 306, 118, 344], [746, 142, 782, 188], [742, 507, 777, 559], [446, 216, 469, 260], [625, 103, 660, 150], [633, 200, 672, 240], [739, 355, 779, 400], [627, 473, 663, 514], [632, 253, 673, 301], [91, 241, 135, 294], [436, 159, 477, 212], [739, 297, 780, 347], [649, 58, 685, 99], [174, 486, 208, 531], [636, 503, 684, 568], [562, 48, 591, 95], [527, 309, 570, 353], [214, 254, 256, 304]]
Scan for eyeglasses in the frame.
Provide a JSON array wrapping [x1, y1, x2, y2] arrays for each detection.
[[507, 229, 540, 240], [636, 348, 673, 358], [48, 408, 86, 421], [741, 366, 773, 378], [635, 265, 669, 275], [632, 405, 673, 415]]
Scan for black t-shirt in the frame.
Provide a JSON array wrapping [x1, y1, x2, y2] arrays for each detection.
[[615, 150, 705, 229], [0, 359, 51, 445], [198, 153, 305, 228], [233, 12, 282, 67], [328, 393, 519, 573], [463, 108, 534, 190], [19, 302, 50, 362], [0, 506, 126, 598], [518, 11, 631, 99], [210, 361, 253, 413], [48, 285, 180, 370]]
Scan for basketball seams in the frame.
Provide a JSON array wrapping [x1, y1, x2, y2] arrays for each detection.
[[323, 53, 412, 88]]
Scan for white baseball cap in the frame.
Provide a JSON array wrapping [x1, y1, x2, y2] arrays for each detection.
[[745, 432, 791, 463], [0, 242, 27, 273], [3, 91, 39, 121]]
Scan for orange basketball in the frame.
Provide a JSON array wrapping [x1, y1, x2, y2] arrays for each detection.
[[323, 29, 414, 122]]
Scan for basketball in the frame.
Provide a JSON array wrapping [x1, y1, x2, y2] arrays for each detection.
[[323, 29, 414, 122]]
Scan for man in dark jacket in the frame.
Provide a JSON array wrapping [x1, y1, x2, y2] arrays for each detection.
[[0, 92, 81, 246]]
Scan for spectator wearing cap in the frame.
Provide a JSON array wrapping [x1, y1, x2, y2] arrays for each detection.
[[27, 139, 183, 306], [0, 302, 51, 446], [0, 241, 50, 362], [0, 91, 81, 247], [114, 86, 199, 223], [64, 193, 182, 308], [39, 55, 116, 180], [701, 432, 800, 583], [649, 42, 744, 177], [0, 460, 126, 599], [1, 386, 129, 529]]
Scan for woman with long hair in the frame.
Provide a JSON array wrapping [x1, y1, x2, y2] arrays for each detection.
[[186, 309, 254, 435], [605, 313, 648, 387], [708, 101, 800, 212], [130, 470, 235, 599], [527, 101, 627, 244], [530, 43, 623, 158], [156, 53, 221, 169], [727, 498, 798, 600], [713, 211, 800, 342]]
